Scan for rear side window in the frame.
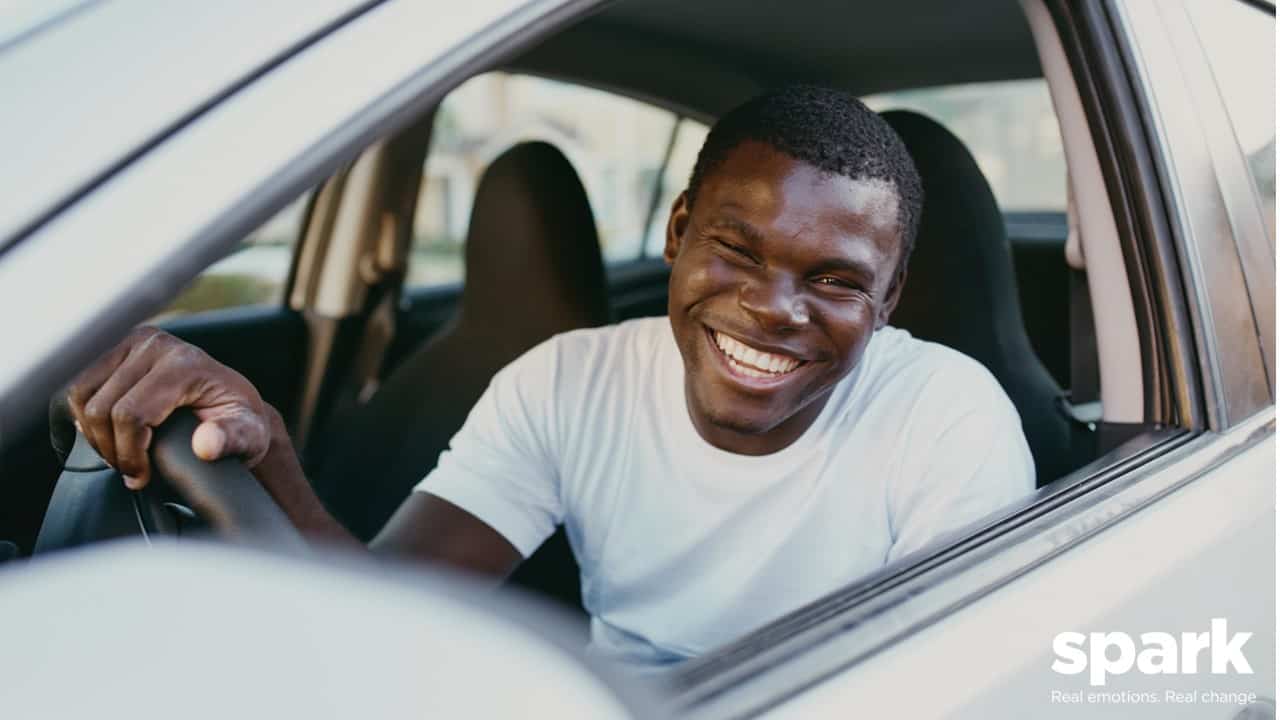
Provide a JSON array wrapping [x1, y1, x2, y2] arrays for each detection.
[[863, 79, 1067, 213], [410, 72, 709, 288]]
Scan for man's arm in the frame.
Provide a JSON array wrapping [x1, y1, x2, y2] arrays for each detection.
[[69, 327, 521, 579]]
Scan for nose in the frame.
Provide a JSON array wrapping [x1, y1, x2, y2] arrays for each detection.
[[737, 271, 809, 331]]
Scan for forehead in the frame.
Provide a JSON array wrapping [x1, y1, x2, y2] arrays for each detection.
[[699, 141, 902, 245]]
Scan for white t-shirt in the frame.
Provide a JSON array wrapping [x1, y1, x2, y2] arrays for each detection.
[[417, 317, 1033, 664]]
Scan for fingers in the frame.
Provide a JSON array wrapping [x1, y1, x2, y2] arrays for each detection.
[[192, 422, 228, 462], [66, 329, 137, 420], [79, 347, 157, 473], [102, 345, 231, 485], [67, 327, 166, 466], [66, 326, 275, 490], [109, 372, 186, 488], [193, 407, 271, 467]]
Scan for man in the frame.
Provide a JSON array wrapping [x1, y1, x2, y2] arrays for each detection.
[[68, 86, 1033, 664]]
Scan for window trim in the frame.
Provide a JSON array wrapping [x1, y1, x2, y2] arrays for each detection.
[[1109, 0, 1272, 428], [1175, 0, 1275, 391]]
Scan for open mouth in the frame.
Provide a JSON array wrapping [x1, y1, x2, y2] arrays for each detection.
[[706, 326, 807, 382]]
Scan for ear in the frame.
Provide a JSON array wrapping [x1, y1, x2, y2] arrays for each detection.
[[663, 191, 692, 266], [876, 265, 907, 329]]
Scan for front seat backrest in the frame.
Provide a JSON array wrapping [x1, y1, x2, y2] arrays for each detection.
[[317, 141, 609, 558], [880, 110, 1077, 485]]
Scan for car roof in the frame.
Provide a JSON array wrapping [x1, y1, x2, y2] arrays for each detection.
[[512, 0, 1042, 117]]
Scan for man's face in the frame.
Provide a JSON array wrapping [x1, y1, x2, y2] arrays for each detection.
[[664, 140, 906, 455]]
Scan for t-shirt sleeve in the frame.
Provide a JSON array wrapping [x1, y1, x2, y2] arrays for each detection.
[[885, 363, 1035, 564], [413, 339, 563, 558]]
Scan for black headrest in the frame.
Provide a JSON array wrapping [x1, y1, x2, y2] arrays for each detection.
[[458, 141, 610, 344], [883, 110, 1077, 484], [880, 110, 1040, 382]]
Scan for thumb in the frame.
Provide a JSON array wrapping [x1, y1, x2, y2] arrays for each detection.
[[191, 421, 228, 461]]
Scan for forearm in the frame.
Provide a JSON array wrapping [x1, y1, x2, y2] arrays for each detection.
[[252, 407, 364, 551], [252, 408, 521, 580]]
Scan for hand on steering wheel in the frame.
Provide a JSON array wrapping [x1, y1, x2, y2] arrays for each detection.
[[38, 329, 307, 553]]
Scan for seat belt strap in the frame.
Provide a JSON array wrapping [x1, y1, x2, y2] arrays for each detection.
[[1055, 183, 1100, 439], [1068, 267, 1101, 406], [349, 273, 401, 405], [325, 210, 406, 427]]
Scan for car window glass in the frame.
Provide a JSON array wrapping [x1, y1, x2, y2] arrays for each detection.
[[410, 72, 709, 288], [863, 79, 1067, 212], [1183, 0, 1275, 243], [151, 194, 309, 320]]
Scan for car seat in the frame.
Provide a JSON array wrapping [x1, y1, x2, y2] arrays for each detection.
[[315, 141, 607, 612], [880, 110, 1079, 485]]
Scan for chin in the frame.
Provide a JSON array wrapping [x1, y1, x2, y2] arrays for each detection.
[[704, 411, 776, 437], [696, 392, 790, 436]]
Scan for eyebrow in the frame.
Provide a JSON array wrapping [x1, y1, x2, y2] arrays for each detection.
[[811, 256, 879, 284], [705, 212, 766, 246]]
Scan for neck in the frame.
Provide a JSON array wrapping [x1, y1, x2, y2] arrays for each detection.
[[685, 387, 833, 456]]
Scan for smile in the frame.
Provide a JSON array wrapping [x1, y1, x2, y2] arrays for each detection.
[[708, 328, 805, 379]]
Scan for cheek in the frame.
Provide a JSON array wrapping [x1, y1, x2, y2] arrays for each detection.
[[816, 304, 879, 361], [673, 254, 736, 308]]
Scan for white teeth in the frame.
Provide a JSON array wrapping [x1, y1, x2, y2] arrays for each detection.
[[712, 331, 802, 376]]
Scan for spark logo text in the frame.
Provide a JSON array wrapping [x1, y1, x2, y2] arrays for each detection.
[[1051, 619, 1253, 687]]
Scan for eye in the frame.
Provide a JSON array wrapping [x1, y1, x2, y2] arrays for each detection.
[[811, 276, 870, 299], [813, 276, 854, 289], [714, 238, 756, 263]]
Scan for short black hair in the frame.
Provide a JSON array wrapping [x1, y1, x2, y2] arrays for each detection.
[[686, 85, 924, 280]]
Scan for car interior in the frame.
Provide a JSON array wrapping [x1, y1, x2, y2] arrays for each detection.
[[2, 0, 1165, 649]]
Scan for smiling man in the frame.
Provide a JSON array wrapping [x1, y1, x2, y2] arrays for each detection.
[[68, 86, 1033, 665]]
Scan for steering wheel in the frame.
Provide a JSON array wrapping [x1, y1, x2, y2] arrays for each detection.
[[35, 395, 307, 554]]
